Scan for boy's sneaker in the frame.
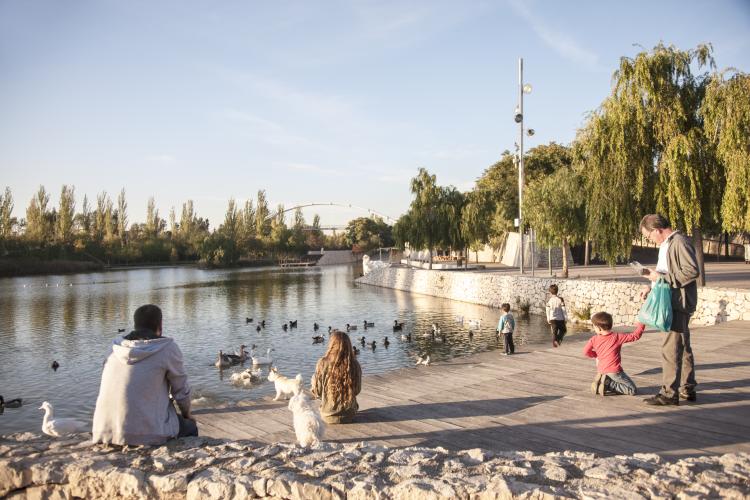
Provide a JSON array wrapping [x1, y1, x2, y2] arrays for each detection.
[[679, 391, 697, 401], [590, 373, 603, 395], [552, 340, 560, 348], [644, 394, 679, 406], [596, 375, 610, 396]]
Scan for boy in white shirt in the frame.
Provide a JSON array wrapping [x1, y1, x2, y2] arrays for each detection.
[[546, 284, 567, 347]]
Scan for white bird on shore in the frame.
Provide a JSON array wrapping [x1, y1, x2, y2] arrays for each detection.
[[39, 401, 86, 437], [251, 348, 274, 365], [415, 354, 431, 366]]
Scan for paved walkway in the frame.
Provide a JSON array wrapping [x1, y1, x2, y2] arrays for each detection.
[[471, 261, 750, 289], [195, 321, 750, 460]]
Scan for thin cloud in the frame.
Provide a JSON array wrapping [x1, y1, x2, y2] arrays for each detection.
[[509, 0, 599, 69]]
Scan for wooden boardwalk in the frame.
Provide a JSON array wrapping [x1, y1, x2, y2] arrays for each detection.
[[195, 321, 750, 459]]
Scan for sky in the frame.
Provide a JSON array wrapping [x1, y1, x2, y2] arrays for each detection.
[[1, 0, 749, 229]]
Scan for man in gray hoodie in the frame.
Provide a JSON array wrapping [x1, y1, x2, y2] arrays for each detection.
[[639, 214, 699, 406], [92, 304, 196, 445]]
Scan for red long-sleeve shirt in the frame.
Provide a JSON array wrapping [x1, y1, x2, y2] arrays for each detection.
[[582, 323, 646, 374]]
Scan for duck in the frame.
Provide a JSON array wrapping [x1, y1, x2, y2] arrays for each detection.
[[117, 328, 126, 333], [369, 340, 377, 350], [431, 323, 439, 334], [225, 345, 249, 364], [261, 320, 266, 328], [383, 337, 390, 347], [328, 326, 332, 334], [230, 368, 263, 386], [346, 323, 357, 331], [289, 320, 298, 328], [314, 323, 320, 331], [359, 336, 366, 346], [215, 351, 232, 369], [0, 396, 22, 408], [440, 332, 447, 343], [400, 332, 412, 342], [256, 325, 262, 332], [251, 348, 274, 365], [312, 335, 325, 344], [353, 346, 360, 356], [246, 317, 253, 323], [38, 401, 86, 437], [468, 330, 474, 339], [51, 360, 60, 371], [282, 323, 288, 331], [468, 318, 482, 328], [415, 354, 431, 366], [363, 320, 375, 328], [392, 320, 404, 332]]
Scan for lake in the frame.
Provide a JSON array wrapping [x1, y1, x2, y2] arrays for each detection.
[[0, 264, 587, 434]]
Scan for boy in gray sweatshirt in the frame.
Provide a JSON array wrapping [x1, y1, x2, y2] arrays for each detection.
[[92, 304, 196, 445]]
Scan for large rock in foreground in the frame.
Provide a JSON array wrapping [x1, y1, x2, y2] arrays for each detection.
[[1, 433, 749, 499]]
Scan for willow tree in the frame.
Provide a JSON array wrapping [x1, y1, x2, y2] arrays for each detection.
[[578, 43, 720, 277], [409, 168, 442, 269], [440, 186, 466, 261], [461, 189, 493, 265], [523, 167, 587, 278], [702, 71, 750, 234]]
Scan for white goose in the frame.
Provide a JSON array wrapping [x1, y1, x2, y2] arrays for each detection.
[[251, 348, 274, 365], [39, 401, 86, 437]]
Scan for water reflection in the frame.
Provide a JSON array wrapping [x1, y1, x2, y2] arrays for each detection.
[[0, 264, 587, 434]]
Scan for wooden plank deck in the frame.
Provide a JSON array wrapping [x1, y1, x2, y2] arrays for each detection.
[[194, 321, 750, 459]]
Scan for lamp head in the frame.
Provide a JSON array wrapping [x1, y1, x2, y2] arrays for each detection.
[[527, 128, 535, 136], [523, 83, 533, 94]]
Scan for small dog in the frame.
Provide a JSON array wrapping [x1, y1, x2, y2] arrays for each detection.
[[288, 392, 325, 447], [268, 368, 303, 400]]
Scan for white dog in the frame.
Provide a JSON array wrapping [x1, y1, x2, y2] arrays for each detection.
[[288, 392, 325, 447], [267, 368, 303, 400]]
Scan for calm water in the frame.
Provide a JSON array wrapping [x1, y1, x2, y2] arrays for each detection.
[[0, 264, 586, 434]]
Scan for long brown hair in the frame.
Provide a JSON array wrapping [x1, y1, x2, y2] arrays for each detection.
[[320, 330, 357, 405]]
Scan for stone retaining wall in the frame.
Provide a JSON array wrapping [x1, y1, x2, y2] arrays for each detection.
[[357, 268, 750, 327], [316, 251, 360, 266], [1, 433, 748, 499]]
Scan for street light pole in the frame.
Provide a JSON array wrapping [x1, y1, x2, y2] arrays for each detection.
[[518, 57, 525, 275]]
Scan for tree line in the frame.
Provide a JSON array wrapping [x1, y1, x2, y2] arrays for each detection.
[[0, 186, 393, 267], [393, 43, 750, 279]]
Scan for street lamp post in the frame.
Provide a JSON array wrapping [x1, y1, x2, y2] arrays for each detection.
[[515, 58, 532, 274]]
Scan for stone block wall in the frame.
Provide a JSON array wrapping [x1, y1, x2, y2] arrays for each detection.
[[357, 268, 750, 326]]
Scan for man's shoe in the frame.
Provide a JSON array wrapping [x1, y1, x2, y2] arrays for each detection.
[[645, 394, 679, 406], [679, 391, 697, 401]]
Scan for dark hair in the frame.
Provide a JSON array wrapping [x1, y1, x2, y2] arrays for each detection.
[[591, 311, 613, 331], [501, 303, 511, 312], [134, 304, 162, 333], [640, 214, 671, 232], [549, 284, 558, 295]]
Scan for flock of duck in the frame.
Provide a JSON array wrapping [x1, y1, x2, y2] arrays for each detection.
[[214, 314, 491, 376]]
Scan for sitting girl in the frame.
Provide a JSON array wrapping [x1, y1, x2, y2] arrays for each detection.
[[311, 330, 362, 423]]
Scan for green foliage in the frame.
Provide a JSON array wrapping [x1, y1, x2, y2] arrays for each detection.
[[25, 185, 51, 243], [702, 71, 750, 232], [577, 43, 720, 263], [345, 216, 393, 251], [523, 166, 586, 276], [0, 187, 15, 240]]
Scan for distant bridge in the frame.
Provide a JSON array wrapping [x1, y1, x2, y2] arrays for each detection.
[[266, 202, 396, 224]]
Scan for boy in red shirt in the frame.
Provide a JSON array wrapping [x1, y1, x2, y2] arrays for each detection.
[[583, 312, 646, 396]]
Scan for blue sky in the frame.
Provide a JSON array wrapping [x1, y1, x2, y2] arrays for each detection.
[[1, 0, 749, 228]]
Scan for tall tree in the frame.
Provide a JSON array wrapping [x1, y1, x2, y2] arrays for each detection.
[[145, 197, 160, 237], [0, 187, 14, 240], [578, 43, 719, 275], [77, 195, 92, 235], [93, 192, 108, 242], [255, 190, 271, 239], [523, 167, 587, 277], [702, 71, 750, 234], [270, 203, 289, 252], [180, 200, 197, 240], [242, 199, 256, 240], [117, 189, 128, 241], [25, 185, 51, 242], [409, 168, 442, 269], [57, 185, 76, 244]]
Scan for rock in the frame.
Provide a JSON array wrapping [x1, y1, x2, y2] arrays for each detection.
[[387, 477, 457, 499], [186, 469, 236, 500], [460, 448, 488, 465], [149, 470, 190, 494], [541, 464, 568, 482]]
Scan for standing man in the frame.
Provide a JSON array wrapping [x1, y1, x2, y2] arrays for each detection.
[[93, 304, 197, 445], [639, 214, 699, 406]]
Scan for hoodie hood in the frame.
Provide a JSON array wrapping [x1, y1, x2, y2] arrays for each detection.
[[112, 335, 174, 364]]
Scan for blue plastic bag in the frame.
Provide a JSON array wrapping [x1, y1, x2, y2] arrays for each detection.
[[638, 278, 673, 332]]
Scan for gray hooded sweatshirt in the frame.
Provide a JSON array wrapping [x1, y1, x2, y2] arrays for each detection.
[[92, 334, 191, 446]]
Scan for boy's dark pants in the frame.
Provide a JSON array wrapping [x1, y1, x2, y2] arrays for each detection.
[[549, 320, 567, 344], [503, 332, 515, 354]]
